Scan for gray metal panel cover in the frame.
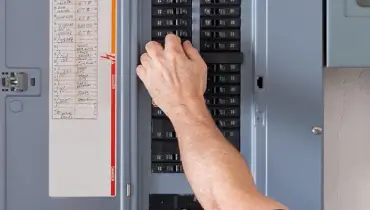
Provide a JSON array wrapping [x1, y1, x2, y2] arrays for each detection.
[[0, 0, 129, 209], [254, 0, 323, 209], [327, 0, 370, 67]]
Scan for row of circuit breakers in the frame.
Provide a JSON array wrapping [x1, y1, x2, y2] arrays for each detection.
[[149, 1, 242, 208], [151, 0, 242, 173]]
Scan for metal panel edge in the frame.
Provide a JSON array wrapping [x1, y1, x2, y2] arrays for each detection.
[[137, 0, 151, 209], [0, 0, 5, 207], [118, 0, 132, 209]]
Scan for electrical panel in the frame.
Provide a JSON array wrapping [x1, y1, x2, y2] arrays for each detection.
[[326, 0, 370, 67], [1, 0, 325, 210]]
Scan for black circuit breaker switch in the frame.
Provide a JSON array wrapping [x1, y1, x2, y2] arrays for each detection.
[[201, 19, 241, 28], [211, 107, 240, 117], [216, 119, 240, 128], [201, 30, 240, 39], [153, 0, 191, 5], [152, 29, 191, 38], [149, 195, 175, 210], [152, 107, 165, 117], [152, 164, 183, 173], [201, 0, 241, 4], [222, 130, 240, 148], [152, 154, 180, 161], [152, 18, 190, 27], [201, 7, 240, 16], [208, 64, 240, 72], [152, 7, 190, 16], [211, 85, 240, 94], [205, 96, 239, 105], [201, 41, 240, 51], [213, 96, 240, 105], [218, 64, 240, 72], [213, 75, 240, 83]]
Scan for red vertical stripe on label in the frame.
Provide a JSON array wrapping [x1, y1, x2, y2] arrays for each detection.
[[111, 61, 116, 196]]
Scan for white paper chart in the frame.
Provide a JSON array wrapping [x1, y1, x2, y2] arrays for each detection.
[[52, 0, 99, 119], [49, 0, 116, 197]]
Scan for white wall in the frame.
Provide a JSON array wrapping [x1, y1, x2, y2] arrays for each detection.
[[324, 68, 370, 210]]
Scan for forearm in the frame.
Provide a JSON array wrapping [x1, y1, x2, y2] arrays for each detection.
[[168, 99, 282, 210]]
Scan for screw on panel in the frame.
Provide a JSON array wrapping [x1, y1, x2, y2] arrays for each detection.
[[311, 126, 323, 135]]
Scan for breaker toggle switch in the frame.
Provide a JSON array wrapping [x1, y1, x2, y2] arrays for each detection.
[[153, 18, 190, 27], [201, 19, 240, 28], [153, 0, 191, 4], [152, 29, 190, 38], [201, 7, 240, 16], [152, 7, 190, 16], [201, 0, 241, 4]]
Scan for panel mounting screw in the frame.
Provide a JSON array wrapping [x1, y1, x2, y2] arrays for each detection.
[[312, 126, 323, 135]]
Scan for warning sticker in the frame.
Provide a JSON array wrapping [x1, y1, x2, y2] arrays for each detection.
[[49, 0, 116, 197]]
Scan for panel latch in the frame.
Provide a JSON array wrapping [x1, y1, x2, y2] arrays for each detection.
[[1, 72, 29, 92]]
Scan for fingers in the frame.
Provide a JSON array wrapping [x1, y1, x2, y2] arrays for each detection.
[[183, 40, 203, 62], [140, 53, 152, 68], [165, 34, 186, 56], [136, 65, 147, 83], [145, 41, 164, 59]]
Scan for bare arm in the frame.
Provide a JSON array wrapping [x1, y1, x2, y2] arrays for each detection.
[[137, 34, 288, 210]]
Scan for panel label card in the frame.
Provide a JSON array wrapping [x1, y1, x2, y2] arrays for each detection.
[[49, 0, 117, 197]]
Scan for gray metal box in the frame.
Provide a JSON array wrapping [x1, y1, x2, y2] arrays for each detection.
[[327, 0, 370, 67], [1, 0, 323, 209]]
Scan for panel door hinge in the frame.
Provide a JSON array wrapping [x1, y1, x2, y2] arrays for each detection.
[[126, 183, 131, 197]]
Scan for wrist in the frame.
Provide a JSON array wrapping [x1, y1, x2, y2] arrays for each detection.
[[166, 97, 211, 123]]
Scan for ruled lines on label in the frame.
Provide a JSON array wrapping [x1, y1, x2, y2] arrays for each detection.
[[52, 0, 99, 119]]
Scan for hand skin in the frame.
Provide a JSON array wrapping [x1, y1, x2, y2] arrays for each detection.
[[137, 34, 288, 210]]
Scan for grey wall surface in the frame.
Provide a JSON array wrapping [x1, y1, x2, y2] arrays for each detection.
[[324, 68, 370, 210]]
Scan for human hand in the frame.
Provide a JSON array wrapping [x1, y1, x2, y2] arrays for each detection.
[[137, 34, 208, 116]]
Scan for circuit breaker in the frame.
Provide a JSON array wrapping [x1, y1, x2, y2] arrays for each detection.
[[0, 0, 334, 210]]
